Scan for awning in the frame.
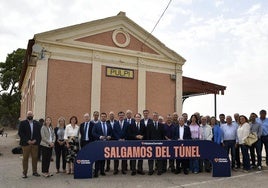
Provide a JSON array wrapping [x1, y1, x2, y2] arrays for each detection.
[[183, 76, 226, 99]]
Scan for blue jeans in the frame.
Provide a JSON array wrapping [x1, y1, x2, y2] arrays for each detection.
[[240, 145, 250, 170], [190, 159, 199, 173], [250, 139, 262, 166], [223, 140, 236, 168]]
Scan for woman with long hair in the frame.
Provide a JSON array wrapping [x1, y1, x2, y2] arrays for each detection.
[[40, 117, 55, 177], [54, 117, 67, 173]]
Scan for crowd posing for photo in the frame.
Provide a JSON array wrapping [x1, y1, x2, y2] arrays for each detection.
[[18, 109, 268, 178]]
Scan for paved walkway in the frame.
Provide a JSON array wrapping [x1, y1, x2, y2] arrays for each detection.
[[0, 130, 267, 188]]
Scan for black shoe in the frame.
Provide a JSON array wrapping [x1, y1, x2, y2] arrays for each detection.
[[105, 167, 110, 172], [22, 174, 28, 178], [148, 171, 154, 175], [32, 172, 40, 177], [137, 171, 145, 175], [113, 170, 119, 175], [100, 172, 106, 176], [131, 171, 136, 176], [175, 169, 181, 174], [171, 168, 175, 173], [184, 170, 189, 175], [94, 173, 98, 178], [121, 171, 126, 175], [157, 171, 162, 175]]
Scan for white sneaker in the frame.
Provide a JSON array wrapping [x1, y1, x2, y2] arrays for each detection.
[[257, 166, 262, 170]]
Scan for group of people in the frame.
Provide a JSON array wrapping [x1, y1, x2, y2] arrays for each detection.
[[18, 109, 268, 178]]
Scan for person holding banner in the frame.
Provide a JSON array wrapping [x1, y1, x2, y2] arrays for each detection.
[[113, 111, 128, 175], [189, 114, 200, 174], [147, 112, 165, 175], [173, 116, 192, 175], [163, 115, 175, 173], [105, 111, 118, 172], [127, 113, 146, 175], [79, 113, 93, 148], [92, 112, 112, 177]]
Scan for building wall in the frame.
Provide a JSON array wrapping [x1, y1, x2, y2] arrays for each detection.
[[146, 71, 176, 117], [46, 59, 92, 125], [20, 67, 36, 120], [100, 65, 138, 114]]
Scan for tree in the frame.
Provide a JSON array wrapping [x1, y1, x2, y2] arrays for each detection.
[[0, 48, 26, 128]]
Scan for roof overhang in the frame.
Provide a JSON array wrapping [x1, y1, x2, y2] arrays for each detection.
[[182, 76, 226, 99]]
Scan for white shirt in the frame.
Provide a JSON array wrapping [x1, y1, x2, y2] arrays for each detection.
[[179, 125, 184, 140], [64, 124, 79, 140], [237, 122, 250, 144]]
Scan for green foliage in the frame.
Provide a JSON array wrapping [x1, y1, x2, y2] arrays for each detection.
[[0, 48, 26, 128]]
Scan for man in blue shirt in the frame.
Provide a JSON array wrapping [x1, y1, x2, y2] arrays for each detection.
[[256, 110, 268, 166], [221, 116, 238, 170]]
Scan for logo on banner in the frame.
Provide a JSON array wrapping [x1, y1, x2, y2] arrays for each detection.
[[76, 159, 91, 165], [214, 158, 228, 163]]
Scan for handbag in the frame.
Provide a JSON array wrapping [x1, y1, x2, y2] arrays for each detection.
[[244, 132, 258, 146]]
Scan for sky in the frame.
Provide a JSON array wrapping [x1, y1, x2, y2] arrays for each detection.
[[1, 0, 268, 119]]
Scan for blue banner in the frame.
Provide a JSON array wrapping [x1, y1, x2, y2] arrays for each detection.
[[74, 140, 231, 178]]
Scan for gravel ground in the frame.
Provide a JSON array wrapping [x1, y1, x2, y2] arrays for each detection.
[[0, 130, 268, 188]]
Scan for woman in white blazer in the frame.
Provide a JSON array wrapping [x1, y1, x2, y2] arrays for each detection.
[[40, 117, 55, 177]]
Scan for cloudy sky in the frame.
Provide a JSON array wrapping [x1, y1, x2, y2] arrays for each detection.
[[1, 0, 267, 119]]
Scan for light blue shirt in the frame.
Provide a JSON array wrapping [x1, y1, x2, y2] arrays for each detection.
[[256, 118, 268, 136], [221, 122, 238, 142]]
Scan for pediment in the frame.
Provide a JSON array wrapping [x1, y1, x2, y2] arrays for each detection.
[[75, 29, 159, 55], [34, 12, 185, 64]]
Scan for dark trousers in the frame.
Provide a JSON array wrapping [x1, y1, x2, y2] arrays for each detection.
[[130, 160, 143, 172], [38, 145, 41, 160], [163, 159, 175, 171], [95, 160, 105, 175], [106, 160, 111, 170], [80, 140, 91, 148], [223, 140, 236, 168], [175, 159, 189, 172], [54, 144, 66, 170], [240, 144, 250, 170], [235, 145, 241, 168], [250, 139, 262, 166], [148, 160, 163, 173], [114, 160, 127, 172], [199, 159, 211, 172], [41, 146, 52, 173], [261, 135, 268, 166]]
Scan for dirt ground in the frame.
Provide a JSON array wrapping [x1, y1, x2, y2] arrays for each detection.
[[0, 130, 268, 188]]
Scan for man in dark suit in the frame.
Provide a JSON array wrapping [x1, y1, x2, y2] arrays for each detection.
[[173, 116, 192, 175], [79, 113, 93, 148], [92, 112, 112, 177], [140, 109, 153, 140], [127, 113, 146, 175], [125, 109, 135, 125], [113, 111, 128, 175], [18, 111, 41, 178], [105, 111, 118, 172], [147, 112, 165, 175]]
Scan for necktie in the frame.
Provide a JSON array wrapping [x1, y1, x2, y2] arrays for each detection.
[[155, 122, 158, 130], [102, 122, 107, 136], [120, 121, 123, 130], [84, 122, 88, 140], [137, 123, 140, 131]]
